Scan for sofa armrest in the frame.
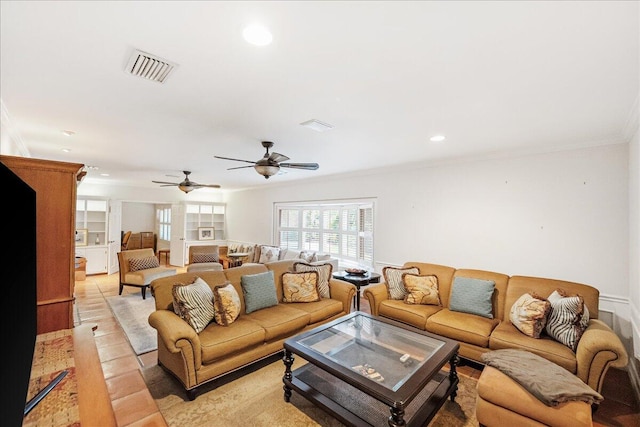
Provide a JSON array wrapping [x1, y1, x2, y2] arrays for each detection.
[[148, 310, 203, 369], [328, 279, 357, 313], [363, 283, 389, 316], [575, 319, 629, 394]]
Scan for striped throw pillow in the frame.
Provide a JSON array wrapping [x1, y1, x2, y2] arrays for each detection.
[[383, 266, 419, 300], [293, 262, 333, 299], [172, 277, 215, 333], [129, 256, 159, 272], [545, 289, 590, 351]]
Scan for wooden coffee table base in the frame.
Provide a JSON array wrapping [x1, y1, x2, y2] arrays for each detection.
[[283, 350, 459, 427]]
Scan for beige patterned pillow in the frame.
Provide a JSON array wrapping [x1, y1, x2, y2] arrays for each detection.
[[213, 282, 241, 326], [510, 293, 551, 338], [403, 274, 441, 306], [383, 266, 419, 300], [298, 250, 315, 263], [293, 262, 333, 298], [172, 277, 215, 333], [129, 256, 160, 271], [259, 245, 281, 263], [192, 252, 218, 263], [282, 271, 320, 303]]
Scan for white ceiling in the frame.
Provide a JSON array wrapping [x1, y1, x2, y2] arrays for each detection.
[[1, 1, 638, 192]]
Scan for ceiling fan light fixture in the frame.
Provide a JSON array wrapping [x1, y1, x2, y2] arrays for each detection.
[[254, 164, 279, 178], [178, 184, 194, 193]]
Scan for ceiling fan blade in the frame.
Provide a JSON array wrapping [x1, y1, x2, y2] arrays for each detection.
[[227, 165, 256, 170], [196, 184, 222, 189], [214, 155, 256, 164], [279, 162, 319, 170], [269, 152, 290, 163], [152, 180, 179, 185], [160, 184, 178, 187]]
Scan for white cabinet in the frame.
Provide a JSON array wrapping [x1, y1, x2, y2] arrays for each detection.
[[76, 198, 109, 274], [185, 203, 226, 241], [171, 203, 226, 266], [76, 246, 108, 275]]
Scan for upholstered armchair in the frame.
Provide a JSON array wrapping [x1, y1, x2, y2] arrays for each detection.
[[117, 248, 176, 299], [186, 245, 223, 272]]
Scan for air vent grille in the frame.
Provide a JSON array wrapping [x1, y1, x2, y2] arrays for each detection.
[[125, 49, 177, 83]]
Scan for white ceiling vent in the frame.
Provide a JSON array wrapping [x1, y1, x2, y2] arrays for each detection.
[[300, 119, 334, 132], [125, 49, 177, 84]]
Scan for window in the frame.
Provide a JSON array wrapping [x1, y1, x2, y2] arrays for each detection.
[[275, 200, 374, 268], [156, 205, 171, 241]]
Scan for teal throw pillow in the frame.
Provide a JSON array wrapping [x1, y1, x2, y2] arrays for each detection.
[[449, 277, 495, 319], [241, 270, 278, 314]]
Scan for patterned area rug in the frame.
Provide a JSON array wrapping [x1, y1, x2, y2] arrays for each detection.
[[106, 293, 157, 355], [142, 358, 478, 427], [23, 329, 80, 427]]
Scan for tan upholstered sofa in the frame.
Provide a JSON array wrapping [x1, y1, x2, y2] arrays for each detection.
[[117, 248, 176, 299], [148, 259, 356, 399], [363, 261, 628, 396]]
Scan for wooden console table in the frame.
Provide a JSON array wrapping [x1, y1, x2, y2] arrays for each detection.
[[23, 324, 116, 427]]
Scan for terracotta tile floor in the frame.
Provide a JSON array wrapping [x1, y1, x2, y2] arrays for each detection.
[[74, 272, 639, 427]]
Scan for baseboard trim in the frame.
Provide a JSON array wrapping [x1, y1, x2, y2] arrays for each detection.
[[627, 358, 640, 410]]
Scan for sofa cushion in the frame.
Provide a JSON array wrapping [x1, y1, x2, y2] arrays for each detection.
[[213, 282, 241, 326], [449, 277, 495, 318], [199, 318, 267, 363], [293, 262, 333, 298], [258, 245, 281, 263], [426, 308, 499, 347], [171, 277, 215, 333], [125, 267, 177, 285], [241, 270, 279, 314], [509, 293, 551, 338], [383, 266, 420, 300], [379, 299, 442, 330], [129, 256, 160, 271], [280, 249, 300, 261], [244, 305, 310, 341], [282, 271, 320, 303], [489, 321, 577, 373], [545, 290, 590, 351], [403, 274, 441, 306], [286, 299, 345, 324]]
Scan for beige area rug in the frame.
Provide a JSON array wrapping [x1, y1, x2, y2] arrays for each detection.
[[106, 293, 157, 355], [142, 358, 478, 427]]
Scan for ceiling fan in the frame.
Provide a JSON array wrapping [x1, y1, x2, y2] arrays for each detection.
[[152, 171, 220, 193], [214, 141, 319, 179]]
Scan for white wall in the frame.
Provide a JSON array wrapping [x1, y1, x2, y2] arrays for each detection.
[[121, 202, 156, 233], [630, 125, 639, 361], [226, 143, 630, 326]]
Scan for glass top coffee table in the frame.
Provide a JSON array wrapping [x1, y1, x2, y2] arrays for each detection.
[[283, 312, 460, 427]]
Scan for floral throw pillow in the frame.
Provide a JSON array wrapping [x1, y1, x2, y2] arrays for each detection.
[[258, 246, 281, 263], [213, 282, 241, 326], [282, 271, 320, 303], [545, 289, 590, 351], [403, 273, 441, 306], [509, 293, 551, 338], [383, 266, 419, 300], [293, 262, 333, 299]]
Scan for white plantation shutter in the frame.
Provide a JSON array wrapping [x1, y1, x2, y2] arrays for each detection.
[[275, 200, 374, 268]]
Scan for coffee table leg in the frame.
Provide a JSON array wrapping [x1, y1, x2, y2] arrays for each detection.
[[282, 349, 294, 402], [388, 403, 406, 427], [449, 353, 460, 401]]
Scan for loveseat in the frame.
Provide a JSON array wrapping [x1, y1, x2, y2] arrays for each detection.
[[148, 259, 356, 399], [363, 261, 628, 396], [226, 241, 340, 271]]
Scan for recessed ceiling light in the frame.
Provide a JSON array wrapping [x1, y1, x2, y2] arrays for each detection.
[[62, 130, 75, 136], [429, 135, 446, 142], [100, 173, 110, 177], [243, 24, 273, 46], [87, 165, 99, 170], [301, 119, 334, 132], [61, 148, 71, 153]]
